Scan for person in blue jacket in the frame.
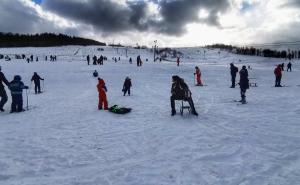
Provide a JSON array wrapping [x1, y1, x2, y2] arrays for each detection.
[[9, 75, 28, 113]]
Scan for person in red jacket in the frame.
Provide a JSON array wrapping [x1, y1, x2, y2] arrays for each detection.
[[97, 78, 108, 110], [194, 66, 203, 86], [274, 65, 282, 87]]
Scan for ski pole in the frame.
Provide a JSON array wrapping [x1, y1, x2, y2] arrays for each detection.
[[193, 73, 195, 85], [42, 79, 44, 92], [29, 81, 32, 94], [26, 89, 29, 110]]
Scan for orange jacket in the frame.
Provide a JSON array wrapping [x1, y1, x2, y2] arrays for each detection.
[[97, 79, 107, 93]]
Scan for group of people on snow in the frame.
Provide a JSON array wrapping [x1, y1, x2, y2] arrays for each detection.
[[0, 66, 44, 113]]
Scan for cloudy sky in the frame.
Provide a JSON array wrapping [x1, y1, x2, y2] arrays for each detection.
[[0, 0, 299, 47]]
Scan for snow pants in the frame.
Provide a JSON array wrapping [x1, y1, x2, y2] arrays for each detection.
[[34, 82, 41, 94], [275, 76, 282, 87], [231, 75, 236, 87], [98, 92, 108, 110], [11, 94, 23, 112], [123, 87, 130, 96], [0, 87, 8, 109], [196, 74, 202, 85], [240, 88, 247, 101]]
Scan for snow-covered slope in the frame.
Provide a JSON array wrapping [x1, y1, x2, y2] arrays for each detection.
[[0, 46, 299, 185]]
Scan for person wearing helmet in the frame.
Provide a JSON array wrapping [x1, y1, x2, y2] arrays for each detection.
[[0, 66, 10, 112], [9, 75, 28, 113]]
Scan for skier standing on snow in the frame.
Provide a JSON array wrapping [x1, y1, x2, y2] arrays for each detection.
[[137, 55, 141, 66], [87, 55, 90, 65], [287, 62, 292, 72], [0, 66, 10, 112], [176, 57, 180, 66], [129, 57, 132, 64], [31, 72, 44, 94], [97, 77, 108, 110], [274, 65, 282, 87], [9, 75, 29, 113], [230, 63, 238, 88], [194, 66, 203, 86], [239, 66, 249, 104], [122, 77, 132, 96], [170, 75, 198, 116]]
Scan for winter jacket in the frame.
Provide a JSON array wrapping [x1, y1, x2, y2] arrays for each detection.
[[239, 68, 249, 89], [171, 78, 191, 99], [97, 79, 107, 93], [0, 72, 9, 88], [274, 66, 282, 77], [9, 79, 28, 95], [31, 74, 43, 84], [123, 78, 132, 89], [230, 65, 238, 76]]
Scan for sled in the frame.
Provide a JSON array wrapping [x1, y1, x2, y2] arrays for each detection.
[[180, 100, 191, 115], [108, 105, 131, 114]]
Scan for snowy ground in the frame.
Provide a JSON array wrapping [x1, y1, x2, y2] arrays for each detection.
[[0, 46, 300, 185]]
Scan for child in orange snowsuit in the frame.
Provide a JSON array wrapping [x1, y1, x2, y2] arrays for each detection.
[[97, 78, 108, 110], [194, 66, 203, 85]]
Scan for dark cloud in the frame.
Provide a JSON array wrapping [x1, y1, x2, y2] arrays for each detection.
[[0, 0, 42, 33], [0, 0, 77, 35], [42, 0, 230, 36], [282, 0, 300, 7]]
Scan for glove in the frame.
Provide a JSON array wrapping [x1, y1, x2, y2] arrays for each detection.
[[24, 86, 29, 89]]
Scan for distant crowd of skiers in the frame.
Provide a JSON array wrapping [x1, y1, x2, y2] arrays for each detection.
[[87, 55, 108, 65], [0, 66, 44, 113]]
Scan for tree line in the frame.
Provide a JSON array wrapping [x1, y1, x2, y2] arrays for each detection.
[[0, 32, 106, 47], [206, 44, 299, 59]]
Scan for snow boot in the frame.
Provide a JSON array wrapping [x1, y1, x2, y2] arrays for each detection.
[[171, 110, 176, 116]]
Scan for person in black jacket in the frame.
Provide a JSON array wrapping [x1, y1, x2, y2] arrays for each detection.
[[93, 70, 98, 77], [122, 77, 132, 96], [31, 72, 44, 94], [287, 62, 292, 72], [170, 75, 198, 116], [239, 66, 249, 104], [230, 63, 238, 88], [9, 75, 28, 113], [0, 66, 10, 112]]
